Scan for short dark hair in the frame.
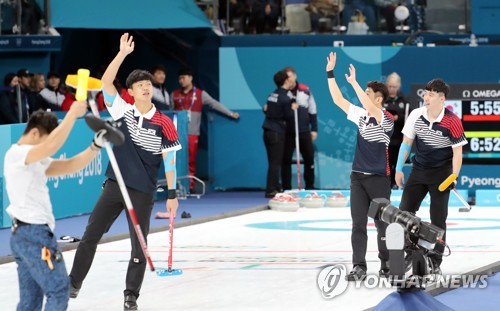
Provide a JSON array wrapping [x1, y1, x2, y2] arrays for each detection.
[[125, 69, 154, 89], [23, 110, 59, 136], [3, 72, 16, 86], [273, 70, 289, 87], [367, 81, 388, 102], [178, 67, 193, 77], [47, 71, 60, 79], [150, 64, 166, 75], [425, 79, 449, 97]]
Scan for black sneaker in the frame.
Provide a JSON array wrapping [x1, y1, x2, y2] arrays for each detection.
[[379, 260, 390, 277], [265, 191, 278, 198], [429, 258, 442, 276], [69, 284, 80, 299], [345, 265, 367, 281], [124, 294, 138, 311], [431, 266, 442, 276], [379, 268, 390, 278]]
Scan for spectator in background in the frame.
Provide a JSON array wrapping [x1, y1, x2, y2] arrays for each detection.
[[17, 69, 31, 91], [39, 72, 65, 111], [219, 0, 248, 32], [281, 67, 318, 190], [29, 73, 45, 92], [406, 0, 426, 32], [263, 70, 297, 198], [171, 68, 240, 192], [28, 73, 45, 110], [0, 73, 21, 124], [383, 72, 409, 188], [4, 73, 19, 87], [374, 0, 400, 33], [16, 69, 33, 121], [307, 0, 340, 33], [95, 78, 134, 111], [250, 0, 279, 34], [61, 86, 76, 112], [343, 0, 377, 33], [150, 64, 171, 110], [20, 0, 42, 34]]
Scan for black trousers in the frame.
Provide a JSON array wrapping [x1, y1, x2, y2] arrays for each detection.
[[350, 172, 391, 270], [281, 132, 315, 190], [70, 180, 154, 298], [388, 143, 400, 188], [399, 165, 452, 266], [264, 130, 285, 193]]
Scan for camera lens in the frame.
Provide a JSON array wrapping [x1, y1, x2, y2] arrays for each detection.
[[380, 205, 419, 234]]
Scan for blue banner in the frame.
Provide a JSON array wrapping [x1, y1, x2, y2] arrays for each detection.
[[0, 35, 61, 52], [457, 165, 500, 191], [1, 111, 188, 228], [476, 190, 500, 207]]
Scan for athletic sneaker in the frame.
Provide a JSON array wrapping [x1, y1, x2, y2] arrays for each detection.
[[265, 191, 278, 198], [69, 284, 80, 299], [379, 268, 390, 278], [379, 261, 390, 278], [431, 266, 442, 276], [429, 257, 442, 276], [124, 294, 138, 311], [345, 265, 367, 281]]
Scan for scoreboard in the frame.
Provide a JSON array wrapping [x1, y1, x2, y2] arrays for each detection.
[[411, 84, 500, 162]]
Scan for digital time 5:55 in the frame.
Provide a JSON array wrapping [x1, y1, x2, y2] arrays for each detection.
[[470, 101, 500, 115]]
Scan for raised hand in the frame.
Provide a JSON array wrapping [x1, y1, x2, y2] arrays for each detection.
[[345, 64, 357, 84], [69, 100, 88, 118], [119, 33, 135, 55], [326, 52, 337, 72]]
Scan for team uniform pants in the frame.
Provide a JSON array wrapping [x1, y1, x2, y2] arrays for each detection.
[[70, 180, 154, 298], [281, 132, 315, 190], [188, 134, 199, 190], [388, 143, 400, 188], [399, 165, 452, 266], [263, 130, 285, 194], [350, 172, 391, 270]]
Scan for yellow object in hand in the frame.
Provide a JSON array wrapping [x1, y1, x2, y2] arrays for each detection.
[[438, 173, 458, 192]]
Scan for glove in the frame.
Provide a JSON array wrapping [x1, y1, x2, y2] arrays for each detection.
[[93, 129, 107, 149]]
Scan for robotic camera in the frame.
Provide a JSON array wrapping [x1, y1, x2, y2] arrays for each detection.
[[368, 198, 447, 291]]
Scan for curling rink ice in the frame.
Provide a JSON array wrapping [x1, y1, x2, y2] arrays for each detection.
[[2, 205, 500, 310]]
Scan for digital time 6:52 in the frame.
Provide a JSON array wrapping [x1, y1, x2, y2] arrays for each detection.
[[469, 137, 500, 152]]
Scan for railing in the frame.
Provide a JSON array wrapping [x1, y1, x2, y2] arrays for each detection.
[[195, 0, 472, 35], [0, 0, 51, 35]]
